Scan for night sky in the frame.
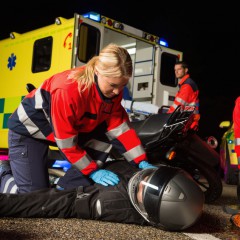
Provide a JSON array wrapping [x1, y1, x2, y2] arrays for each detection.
[[1, 1, 239, 142]]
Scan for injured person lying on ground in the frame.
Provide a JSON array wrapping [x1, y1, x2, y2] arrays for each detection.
[[0, 160, 204, 231]]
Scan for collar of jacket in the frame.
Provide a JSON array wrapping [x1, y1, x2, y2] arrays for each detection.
[[94, 77, 120, 104], [179, 74, 190, 86]]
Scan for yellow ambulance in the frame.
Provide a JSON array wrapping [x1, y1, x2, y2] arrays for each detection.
[[0, 11, 183, 159]]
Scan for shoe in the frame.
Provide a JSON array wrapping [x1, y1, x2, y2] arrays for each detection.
[[0, 160, 11, 177], [223, 204, 240, 215], [230, 213, 240, 229]]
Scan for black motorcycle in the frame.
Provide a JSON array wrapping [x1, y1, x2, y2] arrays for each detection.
[[110, 105, 223, 204]]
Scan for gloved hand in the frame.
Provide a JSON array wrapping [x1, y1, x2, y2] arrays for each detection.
[[89, 169, 119, 186], [139, 161, 157, 169]]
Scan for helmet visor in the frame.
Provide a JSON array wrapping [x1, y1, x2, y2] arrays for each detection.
[[128, 168, 158, 222]]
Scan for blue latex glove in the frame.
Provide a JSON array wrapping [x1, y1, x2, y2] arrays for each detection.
[[89, 169, 120, 186], [139, 161, 157, 169]]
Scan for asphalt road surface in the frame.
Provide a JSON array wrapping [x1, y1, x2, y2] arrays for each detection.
[[0, 181, 239, 240]]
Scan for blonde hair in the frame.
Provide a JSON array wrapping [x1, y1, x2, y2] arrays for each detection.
[[68, 43, 133, 92]]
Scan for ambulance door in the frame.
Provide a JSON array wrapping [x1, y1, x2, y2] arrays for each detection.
[[152, 46, 183, 108], [131, 40, 155, 103], [72, 13, 139, 72], [72, 14, 104, 67]]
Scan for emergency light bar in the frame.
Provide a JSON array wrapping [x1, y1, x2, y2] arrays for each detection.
[[159, 38, 168, 47], [82, 11, 169, 47], [82, 12, 101, 22]]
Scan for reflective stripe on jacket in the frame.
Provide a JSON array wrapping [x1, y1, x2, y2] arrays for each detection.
[[168, 74, 200, 115]]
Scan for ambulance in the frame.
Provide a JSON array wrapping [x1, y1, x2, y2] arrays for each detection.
[[0, 11, 183, 158]]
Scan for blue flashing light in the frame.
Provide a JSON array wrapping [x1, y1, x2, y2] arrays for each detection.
[[52, 160, 71, 172], [82, 11, 100, 22], [159, 38, 169, 47], [228, 139, 233, 144]]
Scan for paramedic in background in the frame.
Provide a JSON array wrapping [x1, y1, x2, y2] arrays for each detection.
[[230, 96, 240, 229], [0, 43, 155, 194], [167, 61, 200, 130]]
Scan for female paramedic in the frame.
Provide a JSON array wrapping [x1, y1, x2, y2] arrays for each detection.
[[4, 43, 155, 193]]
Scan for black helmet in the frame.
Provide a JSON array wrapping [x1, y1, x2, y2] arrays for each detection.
[[128, 165, 204, 231]]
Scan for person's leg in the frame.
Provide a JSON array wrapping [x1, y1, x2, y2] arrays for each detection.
[[0, 173, 18, 193], [0, 160, 17, 193], [0, 188, 78, 218], [0, 160, 11, 177], [8, 130, 49, 193]]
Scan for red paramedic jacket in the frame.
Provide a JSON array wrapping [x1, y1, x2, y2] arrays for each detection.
[[167, 74, 200, 129], [8, 67, 147, 175], [233, 96, 240, 169]]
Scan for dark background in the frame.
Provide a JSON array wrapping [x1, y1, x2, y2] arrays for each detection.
[[1, 1, 239, 142]]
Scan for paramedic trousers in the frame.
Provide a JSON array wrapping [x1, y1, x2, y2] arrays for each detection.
[[8, 130, 49, 193], [7, 121, 112, 193]]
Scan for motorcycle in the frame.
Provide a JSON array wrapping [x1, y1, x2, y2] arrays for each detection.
[[110, 105, 223, 204], [26, 84, 223, 203]]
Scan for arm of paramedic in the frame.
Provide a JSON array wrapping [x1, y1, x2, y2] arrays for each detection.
[[168, 84, 194, 113], [51, 89, 98, 176], [106, 96, 148, 167], [233, 97, 240, 162]]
